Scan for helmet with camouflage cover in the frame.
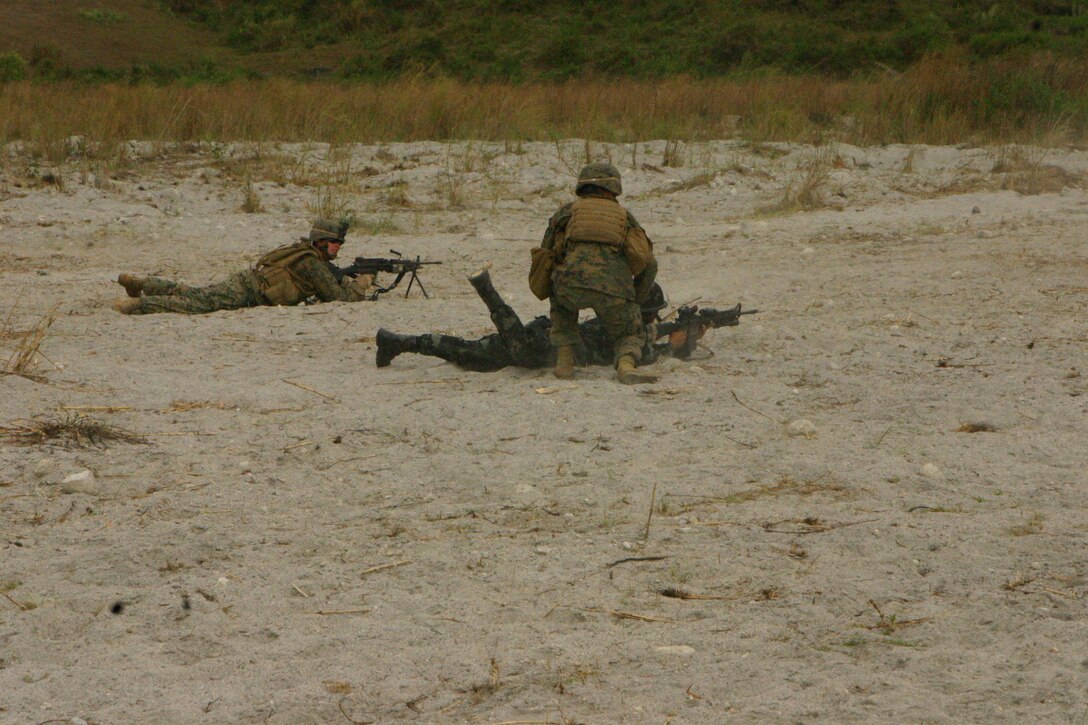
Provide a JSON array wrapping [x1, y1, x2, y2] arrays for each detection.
[[575, 162, 622, 196], [303, 217, 349, 244], [641, 283, 667, 323]]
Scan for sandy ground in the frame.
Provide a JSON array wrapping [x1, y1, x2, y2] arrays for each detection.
[[1, 138, 1087, 724]]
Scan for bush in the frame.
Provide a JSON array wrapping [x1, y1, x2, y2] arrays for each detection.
[[0, 51, 29, 82]]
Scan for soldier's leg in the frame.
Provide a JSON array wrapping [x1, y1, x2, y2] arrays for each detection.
[[593, 297, 647, 365], [140, 277, 191, 296], [414, 333, 512, 372], [124, 274, 259, 315], [467, 269, 545, 364]]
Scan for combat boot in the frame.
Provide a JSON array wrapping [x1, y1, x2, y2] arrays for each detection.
[[616, 354, 660, 385], [117, 273, 145, 298], [112, 297, 143, 314], [468, 266, 504, 312], [376, 328, 418, 367], [554, 345, 575, 379]]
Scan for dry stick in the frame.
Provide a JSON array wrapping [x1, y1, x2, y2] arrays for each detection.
[[730, 389, 784, 425], [57, 405, 133, 413], [283, 439, 317, 452], [489, 721, 564, 725], [282, 379, 337, 400], [642, 481, 658, 541], [376, 378, 463, 386], [317, 453, 381, 471], [762, 518, 878, 534], [606, 555, 668, 569], [586, 607, 676, 623], [360, 559, 412, 577], [2, 591, 32, 611], [337, 698, 374, 725], [317, 609, 371, 615]]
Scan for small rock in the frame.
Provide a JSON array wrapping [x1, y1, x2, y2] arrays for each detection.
[[32, 458, 55, 480], [800, 247, 816, 259], [533, 546, 550, 555], [60, 470, 96, 495], [919, 463, 943, 479], [951, 270, 964, 279], [70, 718, 89, 725], [971, 206, 981, 214], [787, 419, 817, 438], [977, 230, 994, 239], [655, 645, 696, 657]]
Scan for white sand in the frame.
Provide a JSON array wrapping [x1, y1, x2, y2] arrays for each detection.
[[1, 139, 1087, 724]]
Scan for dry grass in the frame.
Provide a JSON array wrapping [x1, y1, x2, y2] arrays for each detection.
[[1, 308, 55, 381], [3, 56, 1087, 162], [1, 414, 147, 448], [760, 148, 834, 214]]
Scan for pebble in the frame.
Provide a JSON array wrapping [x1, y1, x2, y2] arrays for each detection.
[[977, 230, 994, 239], [787, 419, 817, 438], [951, 270, 964, 279], [920, 463, 943, 479], [655, 645, 696, 657], [533, 546, 550, 555], [972, 206, 981, 214], [800, 247, 816, 259], [60, 470, 97, 495]]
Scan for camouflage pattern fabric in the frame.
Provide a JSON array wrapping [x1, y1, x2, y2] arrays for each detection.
[[122, 245, 368, 315], [549, 286, 645, 363], [127, 271, 264, 315], [541, 193, 657, 363], [407, 312, 669, 372]]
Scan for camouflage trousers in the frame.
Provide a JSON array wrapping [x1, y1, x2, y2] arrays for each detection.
[[414, 305, 553, 371], [550, 286, 644, 364], [127, 271, 265, 315]]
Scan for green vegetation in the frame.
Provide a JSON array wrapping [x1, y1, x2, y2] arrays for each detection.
[[0, 51, 29, 83], [79, 9, 128, 24], [158, 0, 1088, 80]]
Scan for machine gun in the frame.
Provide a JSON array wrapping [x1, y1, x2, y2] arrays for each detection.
[[333, 250, 442, 299], [653, 303, 759, 359]]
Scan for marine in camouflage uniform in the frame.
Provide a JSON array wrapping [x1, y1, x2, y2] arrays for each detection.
[[532, 162, 659, 383], [375, 270, 673, 372], [112, 219, 373, 315]]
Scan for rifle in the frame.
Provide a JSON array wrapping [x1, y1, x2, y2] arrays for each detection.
[[333, 249, 442, 299], [653, 303, 759, 359]]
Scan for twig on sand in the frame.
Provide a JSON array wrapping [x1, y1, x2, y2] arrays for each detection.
[[606, 555, 668, 568], [658, 587, 736, 601], [730, 390, 784, 425], [642, 481, 658, 541], [376, 378, 463, 387], [317, 453, 381, 471], [317, 609, 371, 615], [360, 559, 412, 577], [282, 379, 337, 400], [866, 599, 932, 633], [283, 439, 318, 452], [337, 698, 375, 725], [2, 591, 33, 611], [586, 607, 676, 623], [57, 405, 133, 413], [762, 517, 877, 534]]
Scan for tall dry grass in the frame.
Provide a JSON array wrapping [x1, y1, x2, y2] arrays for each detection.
[[1, 55, 1085, 159]]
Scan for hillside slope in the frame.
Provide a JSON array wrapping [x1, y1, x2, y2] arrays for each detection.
[[0, 0, 235, 73]]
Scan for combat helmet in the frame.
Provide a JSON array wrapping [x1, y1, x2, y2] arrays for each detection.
[[575, 162, 622, 196], [641, 283, 668, 323], [303, 218, 349, 244]]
